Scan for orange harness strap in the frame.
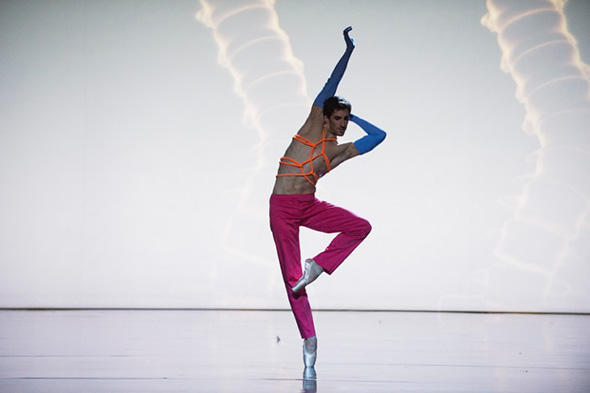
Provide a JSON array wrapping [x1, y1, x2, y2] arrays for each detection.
[[277, 128, 337, 186]]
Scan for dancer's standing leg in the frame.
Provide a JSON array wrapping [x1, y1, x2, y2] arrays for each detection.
[[269, 194, 316, 339]]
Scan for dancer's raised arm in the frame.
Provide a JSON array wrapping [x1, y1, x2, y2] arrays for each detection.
[[313, 26, 355, 109], [299, 27, 355, 133]]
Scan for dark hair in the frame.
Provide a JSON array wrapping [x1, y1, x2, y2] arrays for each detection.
[[323, 96, 352, 117]]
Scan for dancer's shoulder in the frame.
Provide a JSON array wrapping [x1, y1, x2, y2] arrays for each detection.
[[298, 105, 324, 135]]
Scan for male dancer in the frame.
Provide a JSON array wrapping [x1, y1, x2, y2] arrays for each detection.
[[269, 27, 386, 372]]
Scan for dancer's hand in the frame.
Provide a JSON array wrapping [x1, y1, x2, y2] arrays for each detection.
[[343, 26, 354, 50]]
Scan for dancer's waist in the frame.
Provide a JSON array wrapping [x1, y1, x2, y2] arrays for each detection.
[[270, 193, 316, 202]]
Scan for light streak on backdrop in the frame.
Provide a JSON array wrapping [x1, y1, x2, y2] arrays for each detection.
[[482, 0, 590, 309], [196, 0, 310, 292]]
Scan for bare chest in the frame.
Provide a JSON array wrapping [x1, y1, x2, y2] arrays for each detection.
[[279, 137, 338, 178]]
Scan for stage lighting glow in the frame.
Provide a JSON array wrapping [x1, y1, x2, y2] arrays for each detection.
[[482, 0, 590, 302], [196, 0, 310, 268]]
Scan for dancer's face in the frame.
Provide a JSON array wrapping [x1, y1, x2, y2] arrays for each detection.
[[325, 109, 350, 137]]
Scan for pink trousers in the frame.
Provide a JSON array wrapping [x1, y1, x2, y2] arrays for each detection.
[[269, 193, 372, 338]]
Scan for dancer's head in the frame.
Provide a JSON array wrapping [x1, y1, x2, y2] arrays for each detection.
[[323, 96, 351, 137], [323, 96, 351, 117]]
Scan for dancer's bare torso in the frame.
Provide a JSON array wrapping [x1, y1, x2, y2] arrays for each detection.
[[272, 106, 358, 195]]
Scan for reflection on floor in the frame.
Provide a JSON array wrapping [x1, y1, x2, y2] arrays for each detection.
[[1, 310, 589, 392]]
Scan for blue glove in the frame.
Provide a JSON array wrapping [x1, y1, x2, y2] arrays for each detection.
[[313, 27, 355, 108], [351, 114, 387, 154]]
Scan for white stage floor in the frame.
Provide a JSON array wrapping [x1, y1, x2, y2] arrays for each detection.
[[1, 310, 589, 392]]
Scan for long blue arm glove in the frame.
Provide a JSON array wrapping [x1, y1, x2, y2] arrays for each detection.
[[351, 114, 387, 154], [313, 27, 355, 108]]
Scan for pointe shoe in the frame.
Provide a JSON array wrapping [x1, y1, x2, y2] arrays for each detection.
[[303, 366, 317, 382], [303, 336, 317, 368], [292, 259, 324, 293]]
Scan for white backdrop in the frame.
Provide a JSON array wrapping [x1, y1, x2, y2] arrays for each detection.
[[1, 0, 589, 311]]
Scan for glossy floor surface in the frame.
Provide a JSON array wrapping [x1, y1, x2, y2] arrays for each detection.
[[1, 310, 589, 392]]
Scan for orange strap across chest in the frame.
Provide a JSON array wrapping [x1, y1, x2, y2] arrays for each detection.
[[277, 129, 337, 186]]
